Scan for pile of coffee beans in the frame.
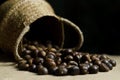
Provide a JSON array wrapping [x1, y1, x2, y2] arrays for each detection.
[[17, 38, 116, 76]]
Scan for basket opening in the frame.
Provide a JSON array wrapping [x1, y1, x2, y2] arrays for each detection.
[[63, 24, 80, 49], [23, 16, 63, 46]]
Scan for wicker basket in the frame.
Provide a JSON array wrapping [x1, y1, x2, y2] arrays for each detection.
[[0, 0, 83, 61]]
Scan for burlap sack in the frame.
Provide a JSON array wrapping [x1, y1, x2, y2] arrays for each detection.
[[0, 0, 83, 61]]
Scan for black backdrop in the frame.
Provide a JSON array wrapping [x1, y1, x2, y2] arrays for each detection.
[[0, 0, 120, 54], [47, 0, 120, 54]]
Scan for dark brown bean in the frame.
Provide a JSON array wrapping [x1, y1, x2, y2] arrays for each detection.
[[102, 59, 113, 70], [34, 57, 44, 65], [27, 45, 37, 51], [68, 65, 80, 75], [109, 59, 116, 67], [37, 66, 48, 75], [64, 55, 74, 61], [29, 64, 37, 72], [68, 61, 78, 66], [38, 50, 46, 57], [55, 57, 62, 65], [55, 66, 68, 76], [99, 63, 110, 72], [18, 63, 29, 70], [79, 64, 89, 74], [89, 65, 99, 74]]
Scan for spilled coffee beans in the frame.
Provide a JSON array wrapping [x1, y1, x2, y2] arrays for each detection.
[[17, 39, 116, 76]]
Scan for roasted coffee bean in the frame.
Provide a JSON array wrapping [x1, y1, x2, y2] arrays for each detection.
[[49, 48, 57, 52], [99, 55, 108, 60], [56, 52, 62, 57], [38, 50, 46, 57], [18, 63, 29, 70], [24, 54, 31, 60], [89, 65, 99, 74], [45, 60, 56, 68], [18, 59, 27, 64], [55, 66, 68, 76], [91, 55, 100, 61], [60, 62, 67, 67], [64, 55, 74, 61], [109, 59, 116, 67], [29, 64, 37, 72], [60, 49, 73, 56], [27, 45, 37, 51], [102, 59, 113, 70], [37, 66, 48, 75], [49, 66, 58, 74], [37, 47, 43, 51], [79, 64, 89, 74], [46, 53, 55, 60], [68, 65, 80, 75], [74, 54, 82, 62], [34, 57, 44, 65], [73, 52, 79, 56], [93, 60, 102, 65], [22, 49, 31, 55], [68, 61, 78, 66], [39, 44, 47, 50], [99, 63, 110, 72], [55, 57, 62, 65], [27, 58, 33, 65]]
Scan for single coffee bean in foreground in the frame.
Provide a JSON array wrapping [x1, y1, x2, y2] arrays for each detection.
[[16, 38, 116, 76]]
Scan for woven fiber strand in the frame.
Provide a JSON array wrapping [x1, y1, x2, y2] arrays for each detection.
[[0, 0, 83, 61]]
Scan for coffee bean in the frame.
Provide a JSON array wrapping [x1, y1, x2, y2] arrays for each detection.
[[99, 55, 108, 60], [74, 54, 82, 62], [68, 61, 78, 66], [55, 57, 62, 65], [93, 60, 102, 65], [34, 57, 44, 65], [79, 64, 89, 74], [37, 47, 43, 51], [55, 66, 68, 76], [29, 64, 37, 72], [37, 66, 48, 75], [38, 50, 46, 57], [109, 59, 116, 67], [18, 63, 29, 70], [68, 65, 80, 75], [24, 54, 31, 60], [56, 52, 62, 57], [45, 60, 56, 68], [49, 66, 58, 74], [99, 63, 110, 72], [64, 55, 73, 61], [60, 49, 73, 56], [91, 55, 100, 61], [60, 62, 67, 67], [102, 59, 113, 70], [27, 45, 37, 51], [50, 48, 57, 52], [27, 58, 33, 65], [22, 50, 31, 55], [18, 59, 27, 64], [89, 65, 99, 74], [46, 53, 55, 60]]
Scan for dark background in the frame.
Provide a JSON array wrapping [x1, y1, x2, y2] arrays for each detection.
[[47, 0, 120, 54], [0, 0, 120, 54]]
